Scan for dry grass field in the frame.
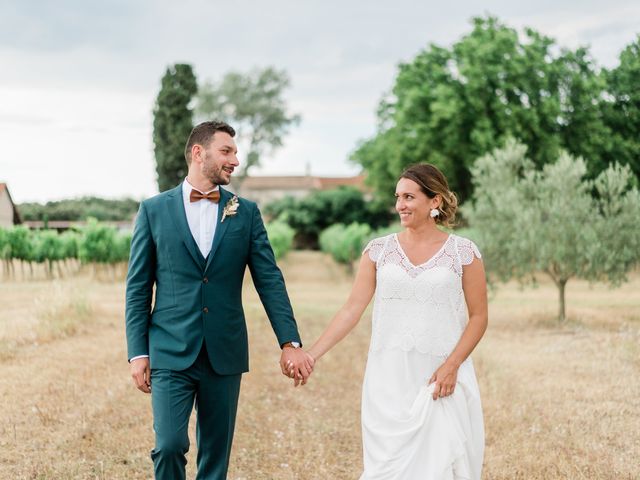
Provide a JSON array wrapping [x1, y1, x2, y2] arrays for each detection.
[[0, 251, 638, 479]]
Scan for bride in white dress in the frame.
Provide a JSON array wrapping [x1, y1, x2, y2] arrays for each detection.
[[306, 164, 487, 479]]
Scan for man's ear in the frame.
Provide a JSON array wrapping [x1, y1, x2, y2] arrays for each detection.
[[191, 144, 203, 164]]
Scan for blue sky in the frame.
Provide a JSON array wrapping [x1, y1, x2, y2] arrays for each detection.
[[1, 0, 638, 202]]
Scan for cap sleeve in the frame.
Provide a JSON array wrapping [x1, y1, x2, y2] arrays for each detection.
[[362, 237, 385, 263], [457, 237, 482, 266]]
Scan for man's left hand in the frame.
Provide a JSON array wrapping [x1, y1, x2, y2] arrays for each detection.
[[280, 347, 314, 386]]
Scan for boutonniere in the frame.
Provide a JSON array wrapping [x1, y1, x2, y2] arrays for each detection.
[[221, 195, 240, 223]]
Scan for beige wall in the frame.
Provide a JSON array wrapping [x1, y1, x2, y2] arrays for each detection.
[[0, 190, 15, 227]]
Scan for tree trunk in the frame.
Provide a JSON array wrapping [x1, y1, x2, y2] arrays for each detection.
[[557, 278, 567, 322]]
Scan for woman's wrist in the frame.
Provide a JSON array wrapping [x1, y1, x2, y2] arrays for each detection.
[[445, 355, 463, 369], [306, 348, 319, 363]]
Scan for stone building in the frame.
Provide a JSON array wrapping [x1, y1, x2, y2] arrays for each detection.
[[0, 183, 21, 227], [231, 174, 368, 206]]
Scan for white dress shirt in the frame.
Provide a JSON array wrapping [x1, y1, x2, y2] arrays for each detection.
[[129, 179, 219, 363], [182, 178, 219, 258]]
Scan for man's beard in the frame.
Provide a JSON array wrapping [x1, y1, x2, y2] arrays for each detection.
[[202, 152, 229, 185]]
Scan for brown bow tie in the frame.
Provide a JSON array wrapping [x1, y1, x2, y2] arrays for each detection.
[[190, 189, 220, 203]]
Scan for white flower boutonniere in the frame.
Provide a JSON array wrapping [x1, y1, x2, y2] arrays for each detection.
[[221, 195, 240, 223]]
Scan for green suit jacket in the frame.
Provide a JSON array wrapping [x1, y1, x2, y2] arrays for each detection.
[[125, 183, 301, 374]]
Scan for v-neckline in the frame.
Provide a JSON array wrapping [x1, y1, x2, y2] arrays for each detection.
[[394, 233, 451, 269]]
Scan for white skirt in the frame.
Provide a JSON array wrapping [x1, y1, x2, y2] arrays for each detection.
[[360, 349, 484, 480]]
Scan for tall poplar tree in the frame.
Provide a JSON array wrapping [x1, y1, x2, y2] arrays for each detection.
[[153, 64, 198, 192]]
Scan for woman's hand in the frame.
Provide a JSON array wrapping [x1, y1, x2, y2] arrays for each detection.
[[428, 360, 459, 400]]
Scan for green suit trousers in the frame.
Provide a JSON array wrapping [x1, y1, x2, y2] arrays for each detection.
[[150, 343, 242, 480]]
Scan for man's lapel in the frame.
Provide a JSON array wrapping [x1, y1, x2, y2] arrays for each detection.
[[167, 183, 205, 267], [205, 187, 233, 272]]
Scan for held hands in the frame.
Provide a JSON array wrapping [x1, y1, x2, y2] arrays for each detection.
[[280, 347, 315, 387], [428, 360, 459, 400], [130, 357, 151, 394]]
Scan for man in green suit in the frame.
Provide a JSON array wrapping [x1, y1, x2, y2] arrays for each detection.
[[125, 121, 313, 479]]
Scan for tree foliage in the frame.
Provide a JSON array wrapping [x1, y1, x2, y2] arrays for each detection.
[[0, 221, 131, 280], [319, 223, 372, 271], [78, 218, 131, 264], [196, 66, 300, 179], [463, 139, 640, 321], [265, 221, 295, 260], [351, 15, 632, 201], [18, 197, 139, 221], [153, 63, 198, 192], [603, 35, 640, 178], [264, 187, 394, 248]]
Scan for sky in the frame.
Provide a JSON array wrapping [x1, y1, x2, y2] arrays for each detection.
[[1, 1, 638, 203]]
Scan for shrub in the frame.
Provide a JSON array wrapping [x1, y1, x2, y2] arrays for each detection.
[[266, 221, 295, 260], [319, 222, 372, 270]]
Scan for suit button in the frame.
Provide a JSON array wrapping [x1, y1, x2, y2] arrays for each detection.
[[203, 307, 209, 313], [203, 277, 208, 283]]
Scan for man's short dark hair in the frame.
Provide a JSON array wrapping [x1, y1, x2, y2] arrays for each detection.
[[184, 121, 236, 164]]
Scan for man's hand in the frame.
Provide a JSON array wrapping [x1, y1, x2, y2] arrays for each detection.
[[130, 357, 151, 394], [280, 348, 314, 387]]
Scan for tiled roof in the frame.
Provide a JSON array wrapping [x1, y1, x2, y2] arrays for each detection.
[[238, 176, 317, 190], [237, 174, 367, 191], [315, 175, 367, 190]]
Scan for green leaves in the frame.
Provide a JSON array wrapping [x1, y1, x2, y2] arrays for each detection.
[[464, 141, 640, 321], [0, 221, 131, 267], [319, 223, 372, 269], [265, 221, 295, 260], [263, 187, 394, 249], [18, 197, 139, 222], [153, 64, 198, 192], [196, 67, 300, 179], [352, 15, 636, 203], [603, 35, 640, 178]]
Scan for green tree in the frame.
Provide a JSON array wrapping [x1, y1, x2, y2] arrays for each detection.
[[32, 230, 63, 278], [113, 232, 132, 264], [319, 223, 372, 272], [0, 227, 11, 278], [18, 197, 139, 221], [7, 226, 32, 263], [78, 218, 118, 265], [265, 221, 295, 260], [463, 139, 640, 322], [196, 67, 300, 180], [603, 35, 640, 178], [352, 15, 613, 201], [264, 187, 394, 248], [5, 226, 34, 278], [153, 63, 198, 192]]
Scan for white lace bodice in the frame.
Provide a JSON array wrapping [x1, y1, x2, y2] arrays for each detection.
[[363, 233, 482, 357]]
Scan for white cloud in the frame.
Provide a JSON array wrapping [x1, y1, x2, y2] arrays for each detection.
[[0, 1, 637, 202]]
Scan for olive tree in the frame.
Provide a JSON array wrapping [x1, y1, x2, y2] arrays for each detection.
[[464, 139, 640, 321]]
